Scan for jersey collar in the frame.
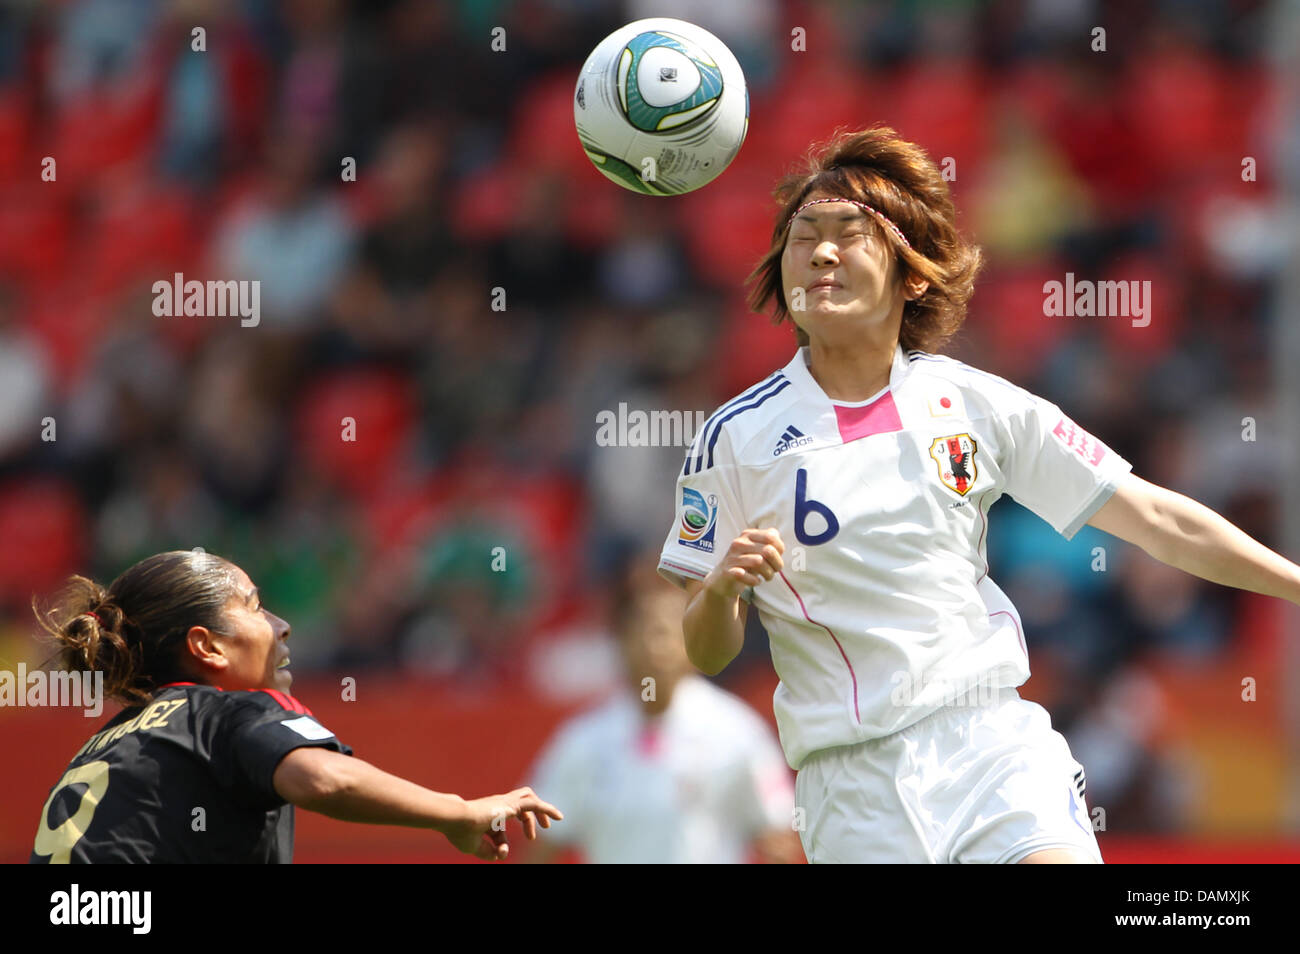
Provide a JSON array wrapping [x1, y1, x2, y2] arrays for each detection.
[[783, 342, 910, 406]]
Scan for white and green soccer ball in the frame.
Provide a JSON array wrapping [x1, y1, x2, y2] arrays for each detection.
[[574, 18, 748, 196]]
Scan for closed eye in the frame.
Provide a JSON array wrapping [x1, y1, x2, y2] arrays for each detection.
[[791, 228, 866, 244]]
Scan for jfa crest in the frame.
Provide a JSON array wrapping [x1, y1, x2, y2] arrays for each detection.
[[928, 433, 978, 496]]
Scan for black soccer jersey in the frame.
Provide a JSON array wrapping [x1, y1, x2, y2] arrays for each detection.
[[30, 683, 352, 863]]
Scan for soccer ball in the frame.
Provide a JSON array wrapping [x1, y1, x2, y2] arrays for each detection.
[[574, 18, 748, 196]]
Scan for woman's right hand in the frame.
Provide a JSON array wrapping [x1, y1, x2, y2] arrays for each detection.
[[704, 528, 786, 599]]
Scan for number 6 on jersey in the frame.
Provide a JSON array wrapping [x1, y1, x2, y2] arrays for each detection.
[[794, 468, 840, 546]]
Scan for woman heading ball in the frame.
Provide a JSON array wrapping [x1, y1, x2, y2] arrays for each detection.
[[31, 549, 561, 863], [657, 126, 1300, 864]]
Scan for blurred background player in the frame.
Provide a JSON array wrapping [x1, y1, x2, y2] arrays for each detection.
[[523, 556, 800, 863]]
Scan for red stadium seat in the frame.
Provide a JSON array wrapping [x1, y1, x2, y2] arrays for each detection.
[[1097, 252, 1180, 362], [718, 295, 801, 400], [0, 478, 87, 610], [1127, 46, 1230, 181], [968, 262, 1075, 378], [0, 187, 72, 288], [23, 281, 109, 386], [52, 83, 162, 187], [506, 68, 597, 181], [449, 159, 521, 242], [82, 180, 197, 298], [0, 86, 29, 180], [874, 59, 991, 179], [760, 56, 874, 166], [675, 171, 777, 291], [293, 369, 419, 499]]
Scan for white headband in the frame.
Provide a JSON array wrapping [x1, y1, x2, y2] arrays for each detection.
[[784, 197, 913, 251]]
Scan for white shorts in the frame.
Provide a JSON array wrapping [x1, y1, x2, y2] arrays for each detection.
[[794, 687, 1102, 864]]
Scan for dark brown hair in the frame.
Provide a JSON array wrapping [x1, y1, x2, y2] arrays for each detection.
[[612, 550, 685, 640], [32, 550, 239, 705], [746, 126, 983, 353]]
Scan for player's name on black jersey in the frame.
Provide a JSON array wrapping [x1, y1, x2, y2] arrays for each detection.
[[31, 683, 351, 864], [73, 697, 189, 759]]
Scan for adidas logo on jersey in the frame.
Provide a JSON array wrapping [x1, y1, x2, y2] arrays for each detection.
[[773, 425, 814, 457]]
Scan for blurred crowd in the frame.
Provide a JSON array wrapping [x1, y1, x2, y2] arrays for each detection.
[[0, 0, 1288, 834]]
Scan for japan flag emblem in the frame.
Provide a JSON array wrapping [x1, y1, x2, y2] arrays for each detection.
[[928, 433, 979, 497]]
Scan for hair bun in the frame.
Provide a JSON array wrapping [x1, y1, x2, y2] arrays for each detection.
[[37, 554, 235, 705]]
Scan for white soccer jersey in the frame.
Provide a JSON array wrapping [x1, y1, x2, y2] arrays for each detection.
[[657, 344, 1133, 770], [526, 674, 795, 863]]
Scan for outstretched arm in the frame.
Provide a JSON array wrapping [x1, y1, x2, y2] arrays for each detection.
[[1086, 473, 1300, 605], [273, 746, 562, 861]]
